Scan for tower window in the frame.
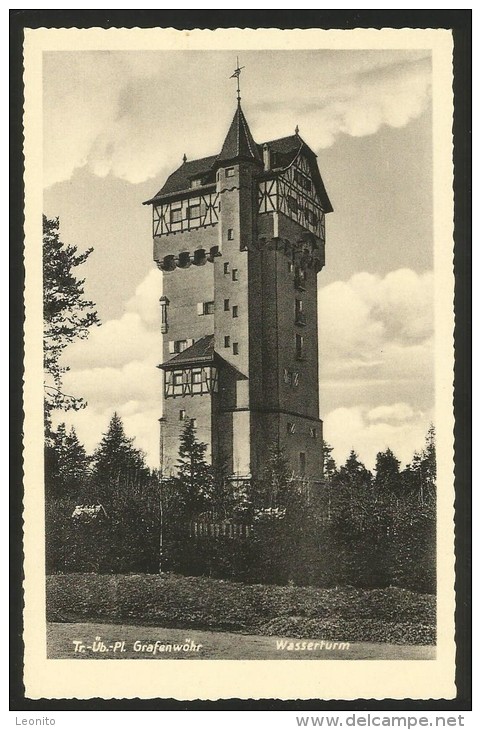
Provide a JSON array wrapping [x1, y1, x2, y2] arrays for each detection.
[[224, 298, 230, 311], [287, 195, 298, 214], [296, 334, 305, 360], [224, 262, 230, 274], [232, 269, 238, 281], [300, 452, 306, 476], [295, 299, 306, 325], [232, 305, 238, 318], [187, 203, 201, 220], [198, 301, 214, 315], [288, 261, 294, 274], [224, 336, 230, 348], [192, 369, 202, 384], [191, 418, 197, 428], [226, 167, 235, 178], [310, 427, 317, 439], [170, 204, 182, 224], [227, 228, 234, 240], [295, 266, 306, 291], [233, 342, 239, 355], [179, 409, 186, 421], [287, 422, 296, 434]]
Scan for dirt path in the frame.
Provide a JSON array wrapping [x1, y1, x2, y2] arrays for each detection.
[[47, 622, 435, 660]]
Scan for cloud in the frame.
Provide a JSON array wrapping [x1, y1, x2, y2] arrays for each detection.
[[319, 268, 434, 382], [125, 268, 163, 328], [52, 266, 164, 466], [43, 51, 431, 188], [324, 404, 431, 470], [366, 402, 417, 423], [319, 268, 434, 468], [252, 56, 431, 150]]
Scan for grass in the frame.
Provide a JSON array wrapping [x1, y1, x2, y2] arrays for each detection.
[[46, 573, 436, 645]]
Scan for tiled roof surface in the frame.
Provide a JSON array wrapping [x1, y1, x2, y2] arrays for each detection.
[[215, 103, 263, 167], [162, 334, 214, 367]]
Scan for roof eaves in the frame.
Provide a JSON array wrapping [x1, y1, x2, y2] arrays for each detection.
[[143, 182, 216, 206]]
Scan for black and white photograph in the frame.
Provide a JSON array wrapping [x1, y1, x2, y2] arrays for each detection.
[[20, 25, 459, 701]]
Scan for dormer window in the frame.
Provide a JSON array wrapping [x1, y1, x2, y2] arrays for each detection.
[[191, 178, 202, 188], [226, 167, 235, 178]]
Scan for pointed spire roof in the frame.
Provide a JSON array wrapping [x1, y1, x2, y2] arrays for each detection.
[[214, 103, 263, 168]]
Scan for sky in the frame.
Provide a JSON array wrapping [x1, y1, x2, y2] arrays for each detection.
[[43, 49, 434, 470]]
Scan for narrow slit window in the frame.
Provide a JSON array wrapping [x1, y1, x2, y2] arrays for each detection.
[[232, 269, 238, 281], [224, 336, 230, 348], [224, 262, 230, 274], [300, 452, 306, 476], [227, 228, 234, 240], [224, 299, 230, 311], [296, 333, 304, 360], [232, 305, 238, 318], [233, 342, 239, 355]]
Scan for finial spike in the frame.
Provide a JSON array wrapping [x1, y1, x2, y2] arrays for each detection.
[[182, 153, 187, 164], [230, 57, 245, 104], [295, 125, 300, 136]]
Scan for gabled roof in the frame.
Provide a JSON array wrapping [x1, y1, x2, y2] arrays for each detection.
[[159, 334, 214, 369], [214, 103, 263, 168]]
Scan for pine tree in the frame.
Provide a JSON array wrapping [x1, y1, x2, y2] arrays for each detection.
[[374, 448, 401, 497], [175, 419, 213, 517], [43, 215, 100, 432], [92, 412, 149, 504], [403, 424, 436, 512], [334, 450, 373, 525], [322, 441, 338, 482], [45, 423, 91, 500]]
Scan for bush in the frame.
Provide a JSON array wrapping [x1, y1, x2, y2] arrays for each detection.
[[46, 573, 436, 645]]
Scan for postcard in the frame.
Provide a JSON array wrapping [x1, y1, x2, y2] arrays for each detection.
[[22, 26, 456, 700]]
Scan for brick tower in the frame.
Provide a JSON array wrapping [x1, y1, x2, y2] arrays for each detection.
[[144, 86, 332, 483]]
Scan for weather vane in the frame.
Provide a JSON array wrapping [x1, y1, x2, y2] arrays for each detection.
[[230, 57, 245, 104]]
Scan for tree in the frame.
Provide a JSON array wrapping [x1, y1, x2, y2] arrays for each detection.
[[91, 412, 150, 504], [402, 424, 436, 512], [253, 443, 292, 511], [333, 450, 372, 524], [322, 441, 338, 482], [174, 419, 213, 517], [45, 423, 91, 500], [43, 215, 100, 430], [374, 448, 401, 498]]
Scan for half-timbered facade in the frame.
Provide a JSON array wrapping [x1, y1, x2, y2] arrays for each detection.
[[144, 99, 332, 481]]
